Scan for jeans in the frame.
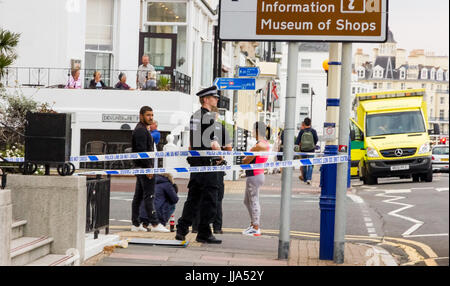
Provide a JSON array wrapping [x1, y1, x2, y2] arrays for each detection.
[[301, 154, 314, 182], [131, 175, 159, 227]]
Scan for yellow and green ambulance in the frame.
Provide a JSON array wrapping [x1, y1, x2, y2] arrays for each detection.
[[350, 89, 433, 185]]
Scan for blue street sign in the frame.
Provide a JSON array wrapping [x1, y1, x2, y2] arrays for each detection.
[[214, 78, 256, 90], [238, 67, 260, 77]]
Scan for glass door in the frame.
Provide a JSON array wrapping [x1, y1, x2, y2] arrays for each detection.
[[139, 33, 177, 75]]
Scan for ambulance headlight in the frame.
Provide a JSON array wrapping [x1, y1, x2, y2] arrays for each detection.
[[418, 142, 431, 154], [367, 147, 380, 158]]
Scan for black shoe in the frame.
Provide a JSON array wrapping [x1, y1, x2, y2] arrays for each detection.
[[213, 229, 223, 234], [175, 233, 186, 241], [196, 235, 222, 244]]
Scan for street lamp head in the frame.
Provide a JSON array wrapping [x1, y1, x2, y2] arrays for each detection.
[[322, 59, 329, 72]]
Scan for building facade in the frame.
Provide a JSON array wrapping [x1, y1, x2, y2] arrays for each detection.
[[355, 31, 449, 141]]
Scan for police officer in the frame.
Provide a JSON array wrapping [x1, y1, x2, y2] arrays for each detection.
[[175, 86, 223, 244], [191, 106, 232, 234]]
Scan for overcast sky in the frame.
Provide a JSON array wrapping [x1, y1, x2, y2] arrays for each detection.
[[354, 0, 449, 56]]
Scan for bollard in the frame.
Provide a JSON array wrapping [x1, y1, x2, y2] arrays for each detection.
[[319, 145, 338, 260]]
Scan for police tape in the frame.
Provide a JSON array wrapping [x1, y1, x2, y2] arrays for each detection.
[[76, 155, 349, 176], [3, 150, 325, 164]]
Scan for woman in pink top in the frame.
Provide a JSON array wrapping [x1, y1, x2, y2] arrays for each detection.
[[65, 68, 82, 89], [242, 121, 270, 237]]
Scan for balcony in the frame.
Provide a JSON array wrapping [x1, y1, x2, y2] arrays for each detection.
[[0, 67, 191, 95], [429, 117, 449, 124], [435, 89, 449, 94]]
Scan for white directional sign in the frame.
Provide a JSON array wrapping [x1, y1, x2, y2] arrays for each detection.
[[219, 0, 388, 42]]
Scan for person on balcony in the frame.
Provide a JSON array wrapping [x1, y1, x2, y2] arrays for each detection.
[[115, 73, 133, 90], [65, 68, 82, 89], [88, 71, 106, 89], [141, 71, 157, 90], [137, 54, 155, 89]]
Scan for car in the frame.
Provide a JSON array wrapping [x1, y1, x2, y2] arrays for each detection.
[[432, 145, 449, 173]]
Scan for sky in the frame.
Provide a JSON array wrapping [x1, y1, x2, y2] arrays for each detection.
[[354, 0, 449, 56]]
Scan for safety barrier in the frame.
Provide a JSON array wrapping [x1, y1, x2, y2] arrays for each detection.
[[77, 155, 349, 176], [3, 150, 326, 163]]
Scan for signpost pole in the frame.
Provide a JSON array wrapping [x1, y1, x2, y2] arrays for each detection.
[[334, 42, 352, 263], [278, 42, 299, 260], [319, 43, 341, 260]]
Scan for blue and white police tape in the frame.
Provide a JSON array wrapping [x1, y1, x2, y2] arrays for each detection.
[[3, 150, 326, 164], [76, 155, 349, 176]]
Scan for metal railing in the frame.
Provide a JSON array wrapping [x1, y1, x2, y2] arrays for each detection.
[[429, 117, 449, 123], [86, 175, 111, 239], [1, 67, 192, 94]]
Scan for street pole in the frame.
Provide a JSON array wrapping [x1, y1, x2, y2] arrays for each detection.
[[278, 42, 299, 260], [233, 65, 239, 181], [319, 43, 341, 260], [334, 43, 352, 263]]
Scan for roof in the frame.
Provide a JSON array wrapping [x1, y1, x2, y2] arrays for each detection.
[[386, 30, 397, 44]]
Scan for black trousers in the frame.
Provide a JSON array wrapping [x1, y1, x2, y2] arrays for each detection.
[[177, 172, 220, 238], [131, 175, 159, 227], [192, 172, 225, 231]]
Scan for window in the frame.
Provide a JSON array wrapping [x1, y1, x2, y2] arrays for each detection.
[[301, 83, 310, 94], [430, 69, 436, 80], [421, 68, 428, 80], [422, 83, 426, 89], [437, 70, 444, 81], [440, 97, 445, 104], [358, 68, 365, 78], [387, 82, 392, 89], [378, 83, 383, 89], [373, 83, 378, 89], [352, 87, 356, 94], [201, 41, 213, 87], [147, 2, 187, 23], [301, 59, 311, 69], [401, 83, 405, 89], [84, 52, 113, 87], [366, 111, 426, 137], [399, 68, 406, 79], [440, 110, 445, 120], [299, 107, 309, 123], [85, 0, 114, 51]]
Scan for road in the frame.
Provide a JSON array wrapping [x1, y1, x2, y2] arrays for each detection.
[[107, 172, 448, 266]]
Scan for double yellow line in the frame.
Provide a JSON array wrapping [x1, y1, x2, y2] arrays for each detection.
[[109, 225, 439, 266], [217, 228, 440, 266]]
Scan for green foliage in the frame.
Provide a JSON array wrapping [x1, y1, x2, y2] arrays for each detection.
[[157, 76, 171, 91], [0, 87, 56, 148], [0, 28, 20, 81]]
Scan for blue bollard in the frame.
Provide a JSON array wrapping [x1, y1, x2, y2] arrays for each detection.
[[319, 144, 338, 260]]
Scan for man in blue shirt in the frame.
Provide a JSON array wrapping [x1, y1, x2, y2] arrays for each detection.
[[150, 120, 161, 145], [295, 118, 319, 184]]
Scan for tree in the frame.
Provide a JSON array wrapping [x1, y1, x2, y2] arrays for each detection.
[[0, 28, 20, 81]]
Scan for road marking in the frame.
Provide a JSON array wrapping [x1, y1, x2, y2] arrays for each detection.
[[436, 188, 449, 192], [410, 187, 434, 190], [384, 189, 411, 194], [365, 223, 374, 227], [375, 191, 423, 237], [403, 233, 449, 238], [347, 194, 364, 204]]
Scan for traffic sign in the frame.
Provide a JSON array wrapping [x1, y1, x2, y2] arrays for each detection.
[[238, 67, 260, 77], [219, 0, 388, 42], [214, 78, 256, 90]]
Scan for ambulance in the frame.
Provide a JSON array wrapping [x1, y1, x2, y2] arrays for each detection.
[[350, 89, 433, 185]]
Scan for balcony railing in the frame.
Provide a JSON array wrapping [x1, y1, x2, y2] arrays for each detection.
[[429, 117, 449, 123], [0, 67, 191, 94]]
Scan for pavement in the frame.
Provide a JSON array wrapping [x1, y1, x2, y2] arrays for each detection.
[[85, 227, 397, 266], [83, 169, 402, 266]]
